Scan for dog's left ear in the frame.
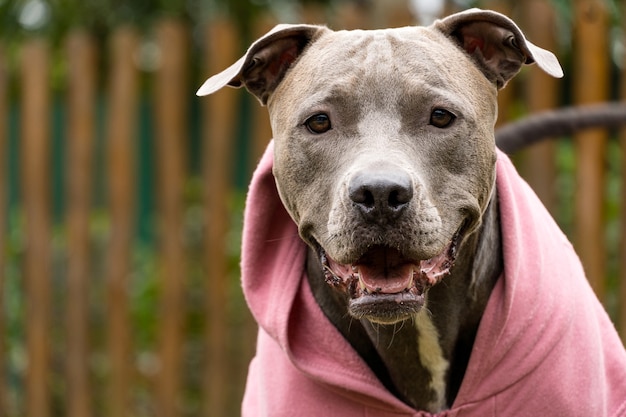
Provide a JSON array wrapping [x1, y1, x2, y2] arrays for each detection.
[[434, 8, 563, 88], [197, 24, 328, 104]]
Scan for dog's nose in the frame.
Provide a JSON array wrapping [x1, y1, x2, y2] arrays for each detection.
[[348, 170, 413, 220]]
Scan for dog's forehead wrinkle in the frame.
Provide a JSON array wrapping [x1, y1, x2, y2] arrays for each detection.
[[324, 27, 413, 60], [306, 27, 449, 82], [296, 82, 363, 120]]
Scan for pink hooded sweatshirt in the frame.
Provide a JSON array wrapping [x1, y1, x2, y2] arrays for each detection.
[[241, 141, 626, 417]]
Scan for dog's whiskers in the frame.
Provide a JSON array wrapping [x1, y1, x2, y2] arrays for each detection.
[[386, 320, 407, 349], [264, 232, 302, 244]]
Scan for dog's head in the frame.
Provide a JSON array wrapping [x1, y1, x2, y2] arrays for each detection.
[[199, 9, 562, 324]]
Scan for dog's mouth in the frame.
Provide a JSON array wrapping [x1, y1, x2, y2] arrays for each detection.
[[320, 231, 461, 323]]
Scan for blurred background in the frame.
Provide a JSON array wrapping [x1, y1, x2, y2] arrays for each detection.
[[0, 0, 625, 416]]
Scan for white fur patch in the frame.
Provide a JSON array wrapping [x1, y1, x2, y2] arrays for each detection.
[[415, 309, 449, 411]]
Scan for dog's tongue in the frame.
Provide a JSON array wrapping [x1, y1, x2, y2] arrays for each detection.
[[355, 248, 414, 294]]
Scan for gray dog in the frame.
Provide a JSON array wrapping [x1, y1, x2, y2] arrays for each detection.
[[199, 8, 626, 416]]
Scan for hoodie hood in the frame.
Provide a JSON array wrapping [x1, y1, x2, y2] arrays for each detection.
[[240, 141, 626, 416]]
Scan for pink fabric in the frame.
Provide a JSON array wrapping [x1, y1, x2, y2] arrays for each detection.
[[241, 141, 626, 417]]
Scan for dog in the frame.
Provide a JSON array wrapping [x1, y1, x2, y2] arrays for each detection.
[[198, 8, 626, 416]]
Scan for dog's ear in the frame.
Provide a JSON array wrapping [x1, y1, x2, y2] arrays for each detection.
[[434, 8, 563, 88], [197, 24, 328, 105]]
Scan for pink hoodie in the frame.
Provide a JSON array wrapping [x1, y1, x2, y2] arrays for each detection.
[[241, 141, 626, 417]]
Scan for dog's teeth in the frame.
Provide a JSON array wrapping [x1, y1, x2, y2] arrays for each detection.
[[358, 276, 366, 291], [349, 265, 365, 290], [406, 269, 416, 290], [351, 265, 361, 279]]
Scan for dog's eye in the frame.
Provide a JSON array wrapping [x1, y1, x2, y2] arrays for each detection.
[[305, 113, 332, 134], [429, 109, 456, 128]]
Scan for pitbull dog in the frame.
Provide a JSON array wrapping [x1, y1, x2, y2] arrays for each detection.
[[198, 9, 569, 412]]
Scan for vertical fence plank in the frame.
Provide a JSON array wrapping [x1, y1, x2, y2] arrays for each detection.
[[153, 19, 189, 417], [105, 26, 139, 417], [518, 0, 559, 213], [0, 40, 8, 415], [65, 30, 96, 417], [620, 0, 626, 345], [20, 38, 52, 417], [202, 18, 238, 417], [573, 0, 609, 297]]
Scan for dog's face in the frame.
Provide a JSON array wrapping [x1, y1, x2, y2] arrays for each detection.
[[268, 27, 498, 324], [198, 9, 562, 324]]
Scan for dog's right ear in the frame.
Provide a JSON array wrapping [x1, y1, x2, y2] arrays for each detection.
[[197, 24, 328, 105]]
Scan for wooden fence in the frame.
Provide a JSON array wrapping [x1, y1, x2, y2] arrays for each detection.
[[0, 0, 624, 416]]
